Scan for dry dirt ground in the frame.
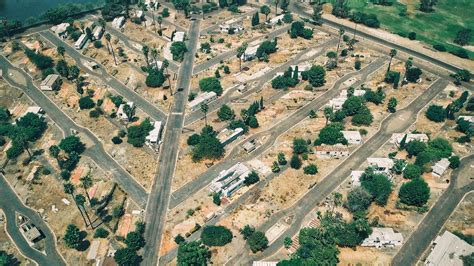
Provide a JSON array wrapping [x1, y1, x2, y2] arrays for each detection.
[[8, 37, 158, 189], [444, 192, 474, 237]]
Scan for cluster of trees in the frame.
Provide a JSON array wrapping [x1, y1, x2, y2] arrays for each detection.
[[419, 0, 437, 12], [360, 167, 393, 206], [272, 66, 300, 90], [302, 65, 326, 88], [200, 225, 233, 246], [170, 41, 188, 62], [0, 250, 18, 265], [199, 77, 223, 95], [63, 224, 89, 251], [333, 95, 374, 126], [233, 99, 263, 130], [188, 125, 225, 162], [0, 20, 23, 39], [42, 3, 83, 24], [350, 11, 380, 28], [256, 38, 278, 61], [240, 225, 269, 253], [217, 104, 236, 121], [114, 222, 146, 266], [24, 47, 54, 70], [127, 118, 154, 147], [49, 135, 85, 176], [426, 91, 469, 123], [289, 21, 313, 39], [454, 28, 472, 46], [177, 240, 211, 265]]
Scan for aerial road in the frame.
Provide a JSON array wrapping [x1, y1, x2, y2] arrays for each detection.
[[142, 19, 201, 266]]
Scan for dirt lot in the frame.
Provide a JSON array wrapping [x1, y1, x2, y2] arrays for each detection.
[[444, 192, 474, 236]]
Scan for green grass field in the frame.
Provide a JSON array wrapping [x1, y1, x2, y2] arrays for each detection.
[[326, 0, 474, 59]]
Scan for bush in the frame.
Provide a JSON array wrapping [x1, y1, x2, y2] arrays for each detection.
[[433, 44, 446, 52], [408, 32, 417, 40], [355, 60, 361, 70], [303, 164, 318, 175], [399, 178, 430, 207], [248, 116, 259, 128], [89, 109, 100, 118], [78, 96, 95, 109], [94, 228, 109, 238], [201, 226, 233, 246], [290, 154, 302, 169], [244, 171, 260, 185], [174, 234, 185, 244], [112, 136, 122, 144], [405, 67, 422, 83], [450, 48, 469, 59], [425, 105, 446, 122]]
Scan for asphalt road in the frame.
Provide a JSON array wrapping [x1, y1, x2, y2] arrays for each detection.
[[0, 56, 148, 208], [184, 38, 338, 126], [392, 154, 474, 266], [228, 78, 449, 265], [38, 30, 168, 123], [193, 24, 291, 74], [169, 57, 388, 209], [0, 174, 65, 266], [142, 19, 201, 266]]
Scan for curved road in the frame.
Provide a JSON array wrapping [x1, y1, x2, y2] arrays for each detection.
[[229, 78, 449, 264], [0, 174, 65, 266], [0, 56, 148, 207], [392, 154, 474, 266]]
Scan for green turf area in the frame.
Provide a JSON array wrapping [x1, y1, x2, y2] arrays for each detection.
[[326, 0, 474, 59]]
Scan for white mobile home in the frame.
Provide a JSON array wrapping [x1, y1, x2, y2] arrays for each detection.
[[327, 97, 347, 110], [361, 228, 403, 248], [74, 34, 88, 49], [41, 74, 61, 91], [367, 158, 394, 175], [217, 128, 244, 146], [112, 16, 126, 29], [242, 45, 259, 61], [266, 14, 285, 26], [146, 121, 163, 144], [425, 231, 474, 266], [187, 91, 217, 111], [173, 31, 186, 42], [342, 130, 363, 145], [209, 163, 250, 198], [219, 18, 244, 33], [50, 23, 70, 39], [391, 133, 429, 147], [92, 26, 104, 40], [432, 158, 450, 177], [315, 144, 349, 159], [117, 102, 135, 122]]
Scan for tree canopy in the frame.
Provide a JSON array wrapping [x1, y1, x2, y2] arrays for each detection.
[[360, 168, 392, 206], [199, 77, 223, 95], [170, 41, 188, 62], [201, 226, 233, 246], [247, 231, 269, 253], [177, 241, 210, 266], [315, 123, 347, 145], [399, 178, 430, 206]]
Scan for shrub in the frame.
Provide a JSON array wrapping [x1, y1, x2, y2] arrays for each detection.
[[94, 228, 109, 238], [408, 32, 417, 40], [355, 60, 361, 70], [346, 187, 372, 213], [93, 40, 103, 48], [303, 164, 318, 175], [199, 77, 223, 95], [244, 171, 260, 185], [112, 136, 122, 144], [433, 44, 446, 52], [290, 154, 302, 169], [425, 105, 446, 122], [201, 226, 233, 246]]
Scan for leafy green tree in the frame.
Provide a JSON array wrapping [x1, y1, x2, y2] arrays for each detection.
[[237, 42, 248, 72], [405, 140, 427, 157], [454, 28, 472, 46], [201, 225, 233, 246], [260, 5, 271, 21], [272, 161, 281, 173], [425, 104, 446, 122], [248, 231, 269, 253], [125, 231, 146, 250], [63, 224, 83, 249], [399, 178, 430, 206], [293, 138, 309, 154], [342, 96, 364, 116], [256, 39, 278, 59], [392, 159, 407, 174], [170, 41, 188, 61], [296, 227, 339, 264], [427, 137, 453, 160], [449, 155, 460, 169], [59, 135, 85, 154], [24, 48, 54, 70], [284, 237, 293, 249], [212, 192, 221, 206], [79, 96, 95, 109], [174, 234, 185, 244], [305, 65, 326, 87], [352, 106, 374, 126], [406, 67, 422, 83], [0, 251, 16, 266], [199, 77, 223, 95], [361, 170, 392, 206], [127, 119, 154, 147], [303, 164, 318, 175], [177, 241, 210, 266], [248, 116, 259, 128], [346, 187, 372, 213], [244, 171, 260, 185], [145, 69, 166, 87], [217, 104, 235, 121], [191, 127, 225, 162], [94, 228, 109, 238], [114, 247, 142, 266], [364, 87, 385, 105], [282, 13, 293, 23], [387, 49, 397, 73], [387, 97, 397, 113], [56, 59, 69, 77], [290, 154, 302, 169], [240, 225, 255, 240], [251, 12, 260, 26], [315, 123, 347, 145], [403, 163, 422, 179]]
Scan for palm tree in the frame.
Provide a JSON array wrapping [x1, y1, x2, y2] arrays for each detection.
[[57, 46, 65, 58], [75, 194, 92, 228], [323, 107, 333, 125], [142, 45, 150, 68], [236, 42, 248, 72], [151, 48, 159, 69], [64, 183, 88, 228], [335, 28, 345, 66], [387, 49, 397, 73], [162, 59, 172, 93], [201, 103, 209, 126], [79, 174, 93, 205], [401, 58, 413, 86], [105, 33, 117, 65], [275, 0, 280, 15], [80, 21, 85, 34], [150, 2, 157, 33], [157, 16, 163, 35]]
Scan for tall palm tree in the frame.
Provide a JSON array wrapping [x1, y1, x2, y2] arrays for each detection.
[[142, 45, 150, 68], [201, 103, 209, 126], [236, 42, 248, 72], [162, 59, 172, 93], [151, 48, 159, 69], [335, 28, 345, 66], [105, 33, 117, 65], [64, 183, 88, 228], [157, 16, 163, 35], [275, 0, 280, 15], [75, 194, 93, 228], [80, 21, 85, 34], [79, 174, 93, 205], [150, 2, 157, 33], [387, 49, 397, 73], [401, 58, 413, 86], [98, 18, 106, 30]]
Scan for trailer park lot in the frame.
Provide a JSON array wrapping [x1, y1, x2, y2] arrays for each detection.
[[0, 3, 473, 266]]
